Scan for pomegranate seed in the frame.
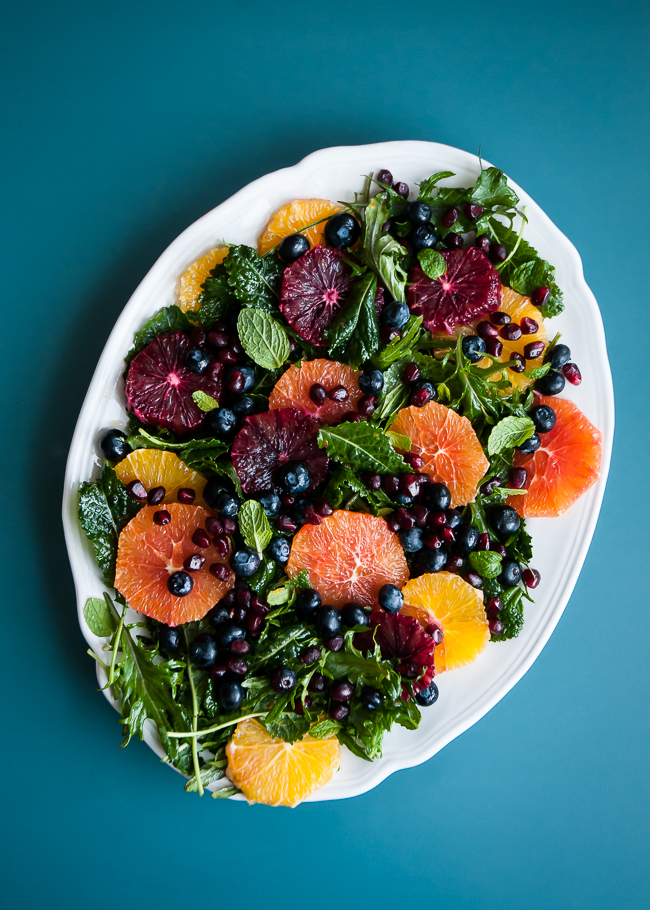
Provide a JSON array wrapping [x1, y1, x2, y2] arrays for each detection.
[[227, 657, 248, 676], [276, 515, 298, 533], [309, 383, 327, 405], [415, 472, 431, 485], [490, 541, 507, 557], [363, 473, 382, 491], [477, 320, 499, 340], [442, 206, 460, 227], [490, 242, 507, 262], [325, 635, 344, 652], [209, 562, 231, 581], [427, 510, 447, 528], [382, 475, 400, 494], [328, 385, 349, 402], [394, 181, 409, 198], [500, 322, 522, 341], [477, 532, 490, 550], [480, 478, 501, 495], [230, 638, 250, 655], [423, 531, 444, 549], [465, 571, 483, 588], [524, 340, 545, 360], [300, 646, 323, 665], [190, 326, 206, 346], [412, 504, 429, 527], [232, 606, 247, 623], [380, 326, 402, 343], [147, 485, 166, 505], [411, 386, 433, 407], [207, 361, 222, 383], [445, 233, 464, 249], [218, 348, 238, 365], [177, 488, 195, 504], [288, 337, 298, 354], [183, 553, 205, 571], [531, 286, 550, 307], [358, 394, 377, 416], [207, 331, 229, 348], [343, 411, 363, 422], [153, 509, 171, 526], [376, 168, 393, 186], [236, 588, 251, 609], [443, 527, 456, 544], [230, 338, 243, 355], [563, 362, 582, 385], [399, 474, 420, 498], [386, 515, 400, 533], [522, 567, 541, 588], [223, 518, 237, 535], [314, 498, 333, 517], [520, 316, 539, 334], [446, 552, 464, 571], [476, 234, 491, 254], [281, 493, 296, 508], [304, 506, 323, 525], [227, 370, 246, 394], [246, 613, 262, 633], [464, 202, 484, 220], [486, 596, 503, 616], [126, 479, 147, 501], [396, 507, 416, 529], [404, 452, 425, 470], [294, 695, 313, 716], [489, 618, 504, 635], [490, 311, 511, 326], [509, 467, 527, 489], [485, 337, 503, 357], [205, 516, 224, 536], [210, 663, 228, 680], [192, 528, 211, 548], [221, 590, 237, 607], [213, 536, 229, 557], [403, 362, 421, 384], [509, 352, 526, 373], [250, 597, 270, 617]]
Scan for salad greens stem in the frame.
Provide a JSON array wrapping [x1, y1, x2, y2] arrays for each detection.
[[107, 596, 125, 689], [183, 629, 204, 796], [167, 712, 267, 740], [495, 206, 528, 272], [263, 215, 331, 256]]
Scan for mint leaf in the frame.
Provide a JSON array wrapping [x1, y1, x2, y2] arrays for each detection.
[[223, 245, 283, 312], [194, 264, 237, 325], [469, 550, 503, 578], [362, 193, 408, 303], [417, 249, 446, 280], [83, 596, 117, 637], [325, 272, 379, 367], [309, 719, 342, 739], [523, 362, 551, 381], [317, 422, 409, 475], [541, 286, 564, 319], [238, 500, 273, 554], [192, 391, 219, 412], [487, 416, 535, 456], [78, 466, 140, 583], [237, 308, 290, 369], [126, 306, 192, 365], [262, 711, 311, 744], [372, 316, 423, 368], [386, 431, 411, 451]]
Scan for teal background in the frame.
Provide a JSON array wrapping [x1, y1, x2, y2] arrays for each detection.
[[2, 1, 648, 908]]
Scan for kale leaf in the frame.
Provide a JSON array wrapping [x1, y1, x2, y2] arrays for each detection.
[[317, 422, 409, 475], [194, 263, 238, 325], [78, 465, 140, 583], [126, 306, 193, 365], [325, 272, 379, 368], [223, 245, 283, 312]]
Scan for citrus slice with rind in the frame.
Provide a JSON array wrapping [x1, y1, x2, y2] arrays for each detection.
[[114, 449, 208, 506], [286, 510, 409, 607], [258, 199, 343, 255], [225, 717, 341, 807], [269, 359, 362, 424], [115, 503, 232, 625], [179, 247, 229, 312], [401, 572, 489, 672], [388, 401, 489, 507], [485, 286, 547, 392], [507, 395, 602, 517]]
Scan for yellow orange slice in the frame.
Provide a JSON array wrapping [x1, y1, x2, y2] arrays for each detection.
[[114, 449, 207, 506], [179, 247, 229, 312], [258, 199, 343, 255]]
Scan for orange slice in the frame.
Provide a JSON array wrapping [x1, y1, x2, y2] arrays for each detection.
[[486, 286, 548, 391], [389, 401, 489, 507], [269, 359, 362, 424], [258, 199, 343, 255], [114, 449, 208, 507], [401, 572, 489, 672], [286, 510, 409, 607], [179, 247, 229, 312], [226, 717, 341, 807]]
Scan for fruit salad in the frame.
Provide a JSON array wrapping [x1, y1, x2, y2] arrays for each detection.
[[78, 164, 602, 806]]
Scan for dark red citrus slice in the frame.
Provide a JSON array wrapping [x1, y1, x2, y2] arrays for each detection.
[[230, 407, 328, 495], [279, 246, 353, 345], [125, 332, 221, 436], [407, 248, 501, 333], [355, 611, 435, 694]]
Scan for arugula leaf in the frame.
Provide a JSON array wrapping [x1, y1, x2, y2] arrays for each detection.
[[192, 391, 219, 412], [371, 316, 423, 368], [417, 170, 455, 202], [469, 550, 503, 578], [126, 306, 192, 365], [523, 362, 551, 381], [223, 245, 283, 312], [195, 263, 237, 325], [487, 416, 535, 455], [317, 422, 409, 475], [417, 249, 446, 280], [322, 465, 390, 515], [373, 361, 411, 424], [250, 623, 314, 668], [78, 466, 140, 582], [239, 500, 273, 554], [247, 556, 277, 595], [325, 272, 379, 367], [212, 785, 241, 800], [325, 634, 402, 700], [362, 192, 409, 302], [469, 166, 520, 208], [385, 431, 411, 451], [237, 308, 290, 369], [83, 597, 117, 637]]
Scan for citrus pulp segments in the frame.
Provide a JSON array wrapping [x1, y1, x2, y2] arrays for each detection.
[[279, 246, 353, 345], [179, 247, 229, 312], [269, 359, 362, 424], [114, 449, 208, 506], [257, 198, 343, 255], [114, 503, 233, 625], [225, 717, 341, 808], [286, 510, 409, 607], [486, 286, 547, 392]]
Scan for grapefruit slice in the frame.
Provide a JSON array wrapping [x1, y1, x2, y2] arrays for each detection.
[[286, 510, 409, 607], [507, 396, 602, 517], [269, 359, 362, 424], [179, 247, 229, 312], [279, 247, 353, 345], [226, 717, 341, 807], [389, 401, 489, 507], [401, 572, 489, 672], [114, 449, 208, 506], [115, 503, 233, 625], [258, 199, 343, 255]]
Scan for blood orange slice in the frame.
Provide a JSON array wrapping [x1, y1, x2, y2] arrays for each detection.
[[258, 199, 343, 255], [114, 449, 208, 506], [279, 247, 353, 345], [179, 247, 229, 312], [507, 396, 602, 517], [269, 359, 362, 424], [389, 401, 489, 507], [354, 611, 435, 693], [115, 503, 233, 625], [286, 510, 409, 607]]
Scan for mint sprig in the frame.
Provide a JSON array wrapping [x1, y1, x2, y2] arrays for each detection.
[[237, 309, 290, 370], [417, 249, 446, 280], [238, 500, 273, 554], [487, 416, 535, 456]]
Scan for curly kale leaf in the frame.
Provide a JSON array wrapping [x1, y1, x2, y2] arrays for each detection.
[[223, 245, 283, 312], [78, 466, 140, 583], [125, 306, 193, 365]]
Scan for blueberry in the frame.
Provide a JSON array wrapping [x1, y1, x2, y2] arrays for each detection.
[[415, 682, 439, 707], [381, 300, 410, 329], [269, 666, 297, 692], [462, 334, 487, 363], [358, 368, 384, 395], [421, 482, 451, 511], [445, 509, 462, 529], [361, 687, 384, 710], [378, 583, 404, 613], [152, 624, 181, 654], [231, 547, 261, 577], [204, 407, 237, 439], [411, 223, 437, 251], [189, 633, 217, 667], [488, 505, 521, 540], [535, 370, 565, 396], [289, 498, 312, 526], [295, 588, 322, 617], [325, 212, 361, 249], [185, 347, 210, 373], [341, 603, 370, 627], [517, 433, 541, 455], [258, 489, 281, 517], [277, 462, 310, 494], [230, 394, 256, 417], [546, 343, 571, 370], [226, 365, 255, 393], [530, 404, 556, 434], [418, 548, 448, 573], [399, 528, 423, 552], [203, 477, 230, 509], [268, 537, 291, 563], [394, 492, 414, 506], [407, 201, 432, 225], [214, 621, 246, 649], [167, 571, 193, 596], [99, 428, 130, 462], [456, 524, 479, 554], [208, 604, 231, 626], [218, 680, 244, 711], [278, 232, 310, 264], [498, 558, 522, 587], [315, 606, 342, 638], [217, 491, 239, 518]]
